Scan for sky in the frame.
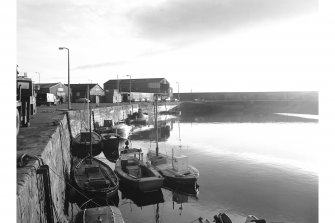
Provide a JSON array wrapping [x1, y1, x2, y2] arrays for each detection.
[[16, 0, 333, 93]]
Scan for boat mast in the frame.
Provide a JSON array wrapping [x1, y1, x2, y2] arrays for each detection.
[[155, 94, 159, 156], [88, 84, 93, 161], [116, 74, 119, 136]]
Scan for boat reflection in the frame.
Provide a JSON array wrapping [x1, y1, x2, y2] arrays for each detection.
[[130, 121, 174, 142], [164, 181, 200, 197], [119, 183, 165, 207], [102, 136, 128, 163]]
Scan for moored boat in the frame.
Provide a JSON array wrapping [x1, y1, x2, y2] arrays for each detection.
[[147, 150, 199, 188], [75, 206, 124, 223], [72, 131, 103, 157], [72, 156, 119, 200], [125, 108, 149, 125], [146, 94, 199, 189], [115, 148, 164, 192]]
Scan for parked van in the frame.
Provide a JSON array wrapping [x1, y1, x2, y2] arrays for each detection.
[[36, 93, 57, 106]]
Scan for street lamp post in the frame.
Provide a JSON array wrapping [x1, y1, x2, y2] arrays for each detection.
[[58, 47, 71, 110], [126, 75, 132, 103], [36, 72, 40, 90], [176, 82, 180, 101]]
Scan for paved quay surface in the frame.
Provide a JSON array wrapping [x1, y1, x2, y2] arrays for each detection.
[[17, 103, 120, 156]]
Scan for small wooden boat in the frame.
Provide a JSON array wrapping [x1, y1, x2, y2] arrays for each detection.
[[73, 156, 119, 200], [75, 206, 124, 223], [125, 109, 149, 125], [147, 150, 199, 188], [115, 148, 164, 192], [72, 131, 103, 157]]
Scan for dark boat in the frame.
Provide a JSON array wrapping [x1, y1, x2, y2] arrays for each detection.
[[74, 206, 125, 223], [114, 147, 164, 192], [72, 131, 103, 157], [72, 156, 119, 200]]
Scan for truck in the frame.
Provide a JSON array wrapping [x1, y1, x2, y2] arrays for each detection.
[[36, 93, 58, 106], [16, 72, 37, 135]]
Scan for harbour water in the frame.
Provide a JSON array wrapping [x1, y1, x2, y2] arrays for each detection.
[[99, 112, 318, 223]]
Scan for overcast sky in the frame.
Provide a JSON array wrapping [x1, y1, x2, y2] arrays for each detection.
[[17, 0, 332, 92]]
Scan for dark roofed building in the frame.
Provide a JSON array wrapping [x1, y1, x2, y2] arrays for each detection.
[[66, 83, 104, 103], [104, 78, 172, 103], [35, 82, 69, 102]]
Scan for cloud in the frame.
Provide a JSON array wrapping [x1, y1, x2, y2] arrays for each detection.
[[72, 60, 128, 70], [129, 0, 318, 42]]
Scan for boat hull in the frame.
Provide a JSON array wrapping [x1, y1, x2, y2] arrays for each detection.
[[147, 151, 199, 188], [115, 158, 164, 192], [72, 157, 119, 202], [75, 206, 124, 223], [72, 132, 103, 157]]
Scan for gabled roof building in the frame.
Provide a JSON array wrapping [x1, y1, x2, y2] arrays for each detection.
[[66, 83, 104, 103], [35, 82, 69, 101], [104, 78, 172, 103]]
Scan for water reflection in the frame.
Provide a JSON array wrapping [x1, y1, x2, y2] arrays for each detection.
[[119, 184, 164, 207], [130, 120, 175, 142], [93, 107, 319, 223], [180, 111, 318, 123]]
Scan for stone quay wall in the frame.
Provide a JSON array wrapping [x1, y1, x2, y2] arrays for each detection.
[[17, 114, 71, 223]]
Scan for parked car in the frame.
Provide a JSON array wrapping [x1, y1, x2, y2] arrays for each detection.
[[76, 98, 90, 103]]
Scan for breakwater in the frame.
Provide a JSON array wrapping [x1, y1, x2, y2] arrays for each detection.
[[16, 103, 177, 223]]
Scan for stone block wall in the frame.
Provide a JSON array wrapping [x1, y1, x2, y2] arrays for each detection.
[[17, 115, 71, 223], [67, 104, 138, 138]]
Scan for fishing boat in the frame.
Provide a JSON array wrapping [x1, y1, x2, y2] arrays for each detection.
[[147, 151, 199, 188], [75, 206, 125, 223], [114, 144, 164, 192], [72, 88, 119, 201], [125, 108, 149, 125], [72, 91, 103, 158], [72, 131, 103, 157], [72, 156, 119, 200], [147, 94, 199, 189], [111, 122, 132, 139]]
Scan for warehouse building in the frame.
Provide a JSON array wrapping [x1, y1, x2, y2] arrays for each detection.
[[104, 78, 172, 103], [35, 82, 69, 102], [67, 84, 104, 103]]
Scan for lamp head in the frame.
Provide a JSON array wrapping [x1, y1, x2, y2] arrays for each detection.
[[59, 47, 64, 50]]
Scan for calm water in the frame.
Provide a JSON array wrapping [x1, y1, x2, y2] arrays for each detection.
[[97, 112, 318, 223]]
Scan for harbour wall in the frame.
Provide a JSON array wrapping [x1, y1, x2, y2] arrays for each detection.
[[17, 103, 177, 223], [17, 114, 71, 223]]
